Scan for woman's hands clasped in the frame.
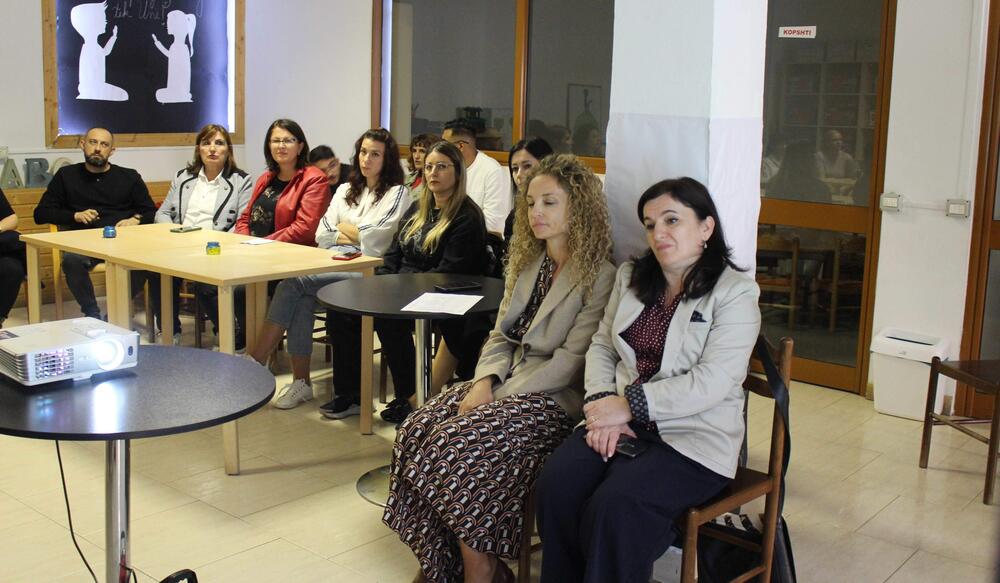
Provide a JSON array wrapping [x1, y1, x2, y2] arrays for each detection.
[[457, 377, 495, 415], [583, 395, 635, 461]]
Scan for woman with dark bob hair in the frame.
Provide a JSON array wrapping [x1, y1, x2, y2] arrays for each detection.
[[536, 177, 761, 583], [405, 132, 440, 190], [503, 136, 554, 240], [199, 118, 331, 350], [385, 153, 616, 583]]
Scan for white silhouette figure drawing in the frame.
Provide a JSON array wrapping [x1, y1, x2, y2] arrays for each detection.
[[71, 1, 128, 101], [152, 10, 197, 103]]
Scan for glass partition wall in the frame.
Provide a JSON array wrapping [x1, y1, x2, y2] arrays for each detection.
[[758, 0, 891, 392]]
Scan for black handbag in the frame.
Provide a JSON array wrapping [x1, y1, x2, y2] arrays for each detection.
[[696, 337, 797, 583]]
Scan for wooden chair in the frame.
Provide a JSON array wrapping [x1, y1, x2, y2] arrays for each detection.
[[49, 225, 154, 341], [812, 235, 865, 331], [680, 336, 793, 583], [517, 488, 542, 583], [756, 234, 801, 328]]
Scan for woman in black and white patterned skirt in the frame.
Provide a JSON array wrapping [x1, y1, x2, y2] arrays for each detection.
[[383, 154, 616, 583]]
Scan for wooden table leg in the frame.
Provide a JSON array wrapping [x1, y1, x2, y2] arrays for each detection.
[[985, 391, 1000, 505], [245, 282, 266, 352], [107, 264, 131, 329], [160, 275, 174, 345], [25, 244, 42, 323], [919, 359, 940, 468], [218, 284, 241, 475], [359, 267, 375, 435]]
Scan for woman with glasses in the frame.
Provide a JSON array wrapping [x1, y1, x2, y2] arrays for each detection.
[[323, 141, 488, 421], [384, 154, 616, 583], [198, 119, 331, 350], [244, 128, 412, 410]]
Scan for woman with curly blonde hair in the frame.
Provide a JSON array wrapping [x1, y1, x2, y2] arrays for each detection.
[[383, 154, 617, 583]]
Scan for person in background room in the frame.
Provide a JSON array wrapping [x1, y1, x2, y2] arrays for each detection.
[[536, 177, 761, 583], [405, 133, 440, 191], [384, 153, 616, 583]]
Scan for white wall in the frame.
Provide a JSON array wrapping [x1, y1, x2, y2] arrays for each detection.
[[0, 1, 373, 183], [873, 0, 988, 366], [244, 0, 373, 174]]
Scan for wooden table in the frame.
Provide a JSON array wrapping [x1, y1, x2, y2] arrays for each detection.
[[20, 224, 383, 470], [919, 357, 1000, 504]]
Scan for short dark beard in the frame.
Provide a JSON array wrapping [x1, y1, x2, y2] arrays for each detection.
[[86, 154, 108, 168]]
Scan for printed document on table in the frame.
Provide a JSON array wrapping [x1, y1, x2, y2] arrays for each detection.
[[402, 293, 483, 315], [242, 238, 275, 245]]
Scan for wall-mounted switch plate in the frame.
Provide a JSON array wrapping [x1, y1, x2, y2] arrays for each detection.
[[880, 192, 901, 212], [945, 199, 970, 218]]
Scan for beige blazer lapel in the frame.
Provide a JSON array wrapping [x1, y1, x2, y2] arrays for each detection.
[[497, 254, 544, 333], [660, 296, 698, 375], [611, 287, 645, 367], [523, 260, 576, 335]]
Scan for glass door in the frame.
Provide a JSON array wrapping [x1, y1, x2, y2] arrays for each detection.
[[962, 0, 1000, 416], [758, 0, 891, 392]]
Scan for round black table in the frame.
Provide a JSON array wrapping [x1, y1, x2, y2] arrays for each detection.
[[317, 273, 504, 506], [0, 345, 275, 583]]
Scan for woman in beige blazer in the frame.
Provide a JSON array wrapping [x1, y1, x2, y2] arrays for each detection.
[[383, 154, 616, 583], [536, 177, 761, 583]]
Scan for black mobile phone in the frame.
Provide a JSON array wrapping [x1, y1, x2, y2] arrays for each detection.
[[170, 225, 202, 233], [434, 281, 482, 293], [615, 436, 649, 459]]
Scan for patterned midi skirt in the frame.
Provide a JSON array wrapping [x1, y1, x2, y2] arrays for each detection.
[[382, 381, 575, 583]]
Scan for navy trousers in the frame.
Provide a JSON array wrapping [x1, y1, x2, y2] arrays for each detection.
[[536, 428, 729, 583]]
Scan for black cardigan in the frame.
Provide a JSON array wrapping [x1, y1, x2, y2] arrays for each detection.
[[378, 197, 487, 276]]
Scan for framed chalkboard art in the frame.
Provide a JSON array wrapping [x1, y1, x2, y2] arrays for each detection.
[[42, 0, 245, 147]]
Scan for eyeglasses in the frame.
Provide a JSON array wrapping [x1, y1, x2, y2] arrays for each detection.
[[270, 138, 298, 146], [424, 162, 455, 173], [449, 139, 471, 148]]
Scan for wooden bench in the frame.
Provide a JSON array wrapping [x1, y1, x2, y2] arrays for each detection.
[[8, 181, 170, 310]]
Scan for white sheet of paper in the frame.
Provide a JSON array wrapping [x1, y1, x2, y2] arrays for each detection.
[[402, 293, 483, 315], [241, 238, 275, 245]]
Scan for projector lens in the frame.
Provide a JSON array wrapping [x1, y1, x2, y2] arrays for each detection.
[[94, 339, 125, 370]]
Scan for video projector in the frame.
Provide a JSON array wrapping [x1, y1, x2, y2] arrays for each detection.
[[0, 318, 139, 386]]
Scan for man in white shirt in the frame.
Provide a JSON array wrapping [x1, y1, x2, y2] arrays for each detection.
[[442, 121, 511, 237]]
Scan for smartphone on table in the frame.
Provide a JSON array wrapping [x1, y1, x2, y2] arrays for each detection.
[[433, 280, 482, 293], [170, 225, 202, 233], [330, 244, 362, 260]]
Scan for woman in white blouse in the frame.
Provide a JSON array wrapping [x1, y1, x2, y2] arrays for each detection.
[[245, 128, 412, 409], [153, 123, 253, 340]]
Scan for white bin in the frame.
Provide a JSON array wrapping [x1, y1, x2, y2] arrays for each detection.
[[871, 328, 950, 421]]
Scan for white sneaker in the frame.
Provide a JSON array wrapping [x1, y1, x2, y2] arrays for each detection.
[[273, 379, 313, 410]]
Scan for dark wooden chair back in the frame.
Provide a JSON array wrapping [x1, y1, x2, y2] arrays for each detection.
[[679, 335, 793, 583]]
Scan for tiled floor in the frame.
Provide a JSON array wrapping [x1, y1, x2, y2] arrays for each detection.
[[1, 302, 998, 582]]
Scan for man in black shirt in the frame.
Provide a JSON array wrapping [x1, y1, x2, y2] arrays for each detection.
[[34, 127, 156, 319]]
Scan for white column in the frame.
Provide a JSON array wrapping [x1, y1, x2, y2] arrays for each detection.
[[604, 0, 766, 270]]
